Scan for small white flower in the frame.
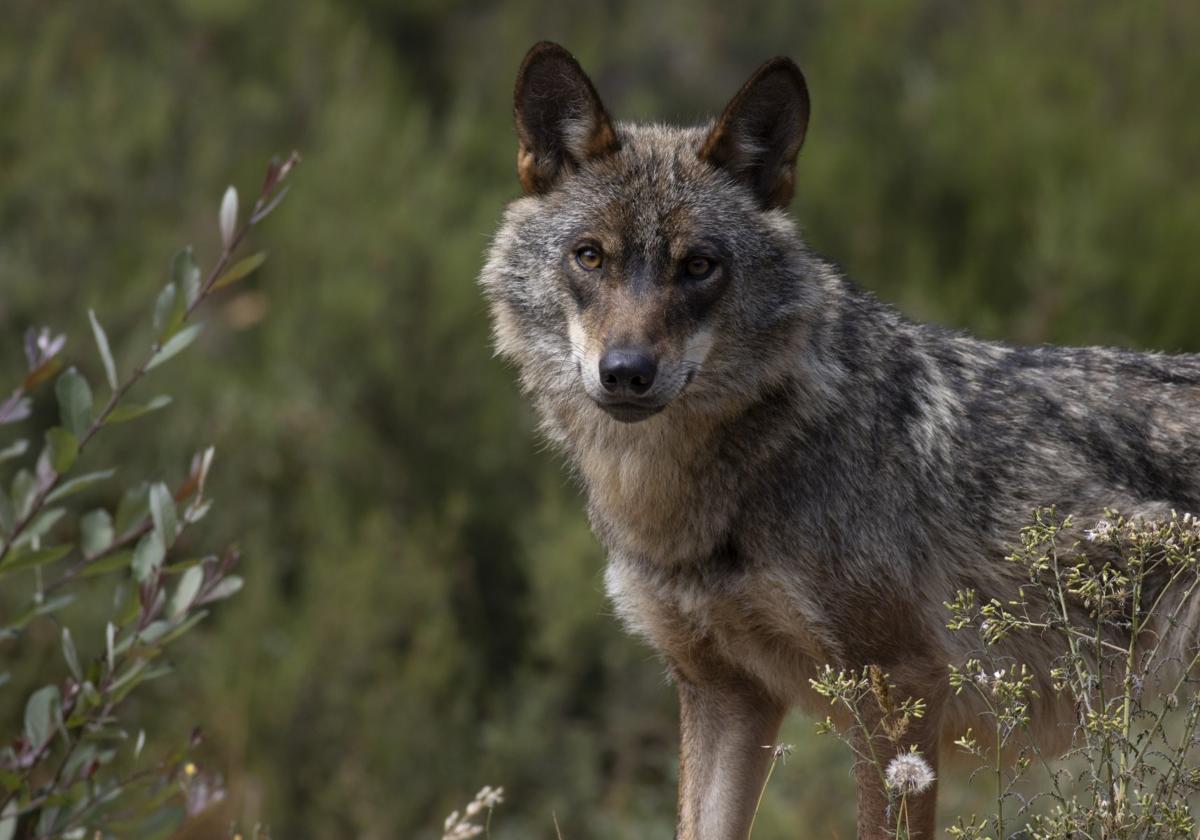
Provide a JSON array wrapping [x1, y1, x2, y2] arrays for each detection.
[[1085, 519, 1114, 541], [885, 752, 936, 796]]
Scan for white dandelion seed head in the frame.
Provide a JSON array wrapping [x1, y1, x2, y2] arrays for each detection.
[[885, 752, 936, 796]]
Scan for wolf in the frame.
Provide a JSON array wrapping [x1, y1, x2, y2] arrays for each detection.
[[480, 42, 1200, 839]]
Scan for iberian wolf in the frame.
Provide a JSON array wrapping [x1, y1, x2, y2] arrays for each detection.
[[480, 42, 1200, 839]]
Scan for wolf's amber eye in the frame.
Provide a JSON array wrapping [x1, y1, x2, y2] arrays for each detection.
[[683, 256, 715, 279], [576, 246, 603, 271]]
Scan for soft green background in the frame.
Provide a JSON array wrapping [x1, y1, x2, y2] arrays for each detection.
[[2, 1, 1199, 837]]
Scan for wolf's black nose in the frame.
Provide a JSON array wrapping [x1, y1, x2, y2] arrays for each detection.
[[599, 348, 657, 396]]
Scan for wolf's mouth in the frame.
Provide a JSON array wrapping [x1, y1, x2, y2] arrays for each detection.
[[595, 400, 664, 423]]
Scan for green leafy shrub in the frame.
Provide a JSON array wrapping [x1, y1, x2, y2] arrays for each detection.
[[0, 153, 298, 840]]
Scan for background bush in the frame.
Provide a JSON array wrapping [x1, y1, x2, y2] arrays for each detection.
[[3, 1, 1200, 837]]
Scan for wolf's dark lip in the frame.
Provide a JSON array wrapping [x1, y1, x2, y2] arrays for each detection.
[[595, 400, 664, 423]]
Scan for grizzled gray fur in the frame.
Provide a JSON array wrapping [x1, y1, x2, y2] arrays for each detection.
[[479, 42, 1200, 839]]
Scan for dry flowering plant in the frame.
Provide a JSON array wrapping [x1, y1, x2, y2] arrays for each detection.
[[441, 785, 505, 840], [783, 506, 1200, 839], [944, 507, 1200, 839]]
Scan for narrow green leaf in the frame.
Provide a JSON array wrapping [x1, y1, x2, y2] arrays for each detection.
[[80, 509, 114, 556], [250, 184, 290, 224], [168, 566, 204, 620], [184, 498, 212, 524], [88, 309, 119, 391], [154, 609, 208, 646], [147, 323, 203, 370], [107, 660, 145, 700], [35, 595, 74, 618], [115, 590, 140, 626], [23, 356, 62, 391], [0, 439, 28, 464], [201, 575, 243, 604], [148, 482, 177, 547], [55, 368, 93, 438], [212, 251, 267, 290], [46, 469, 116, 503], [219, 186, 238, 249], [105, 622, 115, 672], [0, 486, 12, 535], [1, 595, 75, 636], [43, 427, 78, 474], [164, 556, 208, 574], [61, 744, 97, 783], [104, 395, 172, 425], [24, 684, 60, 748], [12, 507, 67, 547], [79, 550, 133, 579], [0, 797, 15, 840], [62, 628, 81, 682], [10, 469, 35, 518], [152, 280, 183, 341], [0, 543, 73, 578], [114, 482, 150, 536], [137, 621, 171, 644], [172, 246, 202, 308], [131, 531, 165, 582]]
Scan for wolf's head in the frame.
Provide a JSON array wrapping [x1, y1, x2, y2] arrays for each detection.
[[482, 42, 821, 432]]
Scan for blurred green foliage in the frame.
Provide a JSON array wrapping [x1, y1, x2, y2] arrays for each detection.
[[2, 1, 1199, 837]]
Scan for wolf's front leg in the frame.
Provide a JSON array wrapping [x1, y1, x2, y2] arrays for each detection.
[[675, 674, 786, 840], [853, 666, 945, 840]]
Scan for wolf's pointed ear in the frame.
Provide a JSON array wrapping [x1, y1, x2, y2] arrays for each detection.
[[700, 58, 810, 210], [513, 42, 620, 194]]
